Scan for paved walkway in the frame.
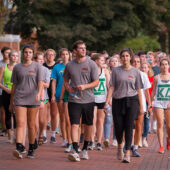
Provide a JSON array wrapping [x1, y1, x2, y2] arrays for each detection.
[[0, 130, 169, 170]]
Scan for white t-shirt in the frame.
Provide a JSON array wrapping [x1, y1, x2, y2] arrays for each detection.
[[140, 71, 151, 112]]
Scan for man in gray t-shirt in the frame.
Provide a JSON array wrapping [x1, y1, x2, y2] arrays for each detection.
[[63, 40, 99, 162]]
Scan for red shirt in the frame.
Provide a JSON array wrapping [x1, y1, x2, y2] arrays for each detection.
[[148, 76, 154, 95]]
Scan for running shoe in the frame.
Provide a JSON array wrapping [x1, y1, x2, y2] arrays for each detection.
[[27, 150, 34, 159], [81, 150, 89, 160], [103, 139, 109, 148], [87, 142, 95, 150], [142, 138, 148, 147], [50, 136, 56, 144], [122, 154, 130, 163], [112, 139, 118, 146], [0, 129, 7, 136], [13, 149, 23, 159], [167, 137, 170, 150], [61, 140, 68, 147], [43, 136, 47, 144], [158, 146, 164, 154], [68, 151, 80, 162], [139, 139, 143, 148], [78, 146, 81, 153], [55, 128, 60, 134], [132, 149, 141, 157], [117, 148, 124, 160], [65, 143, 73, 153], [21, 145, 27, 154], [96, 143, 103, 151]]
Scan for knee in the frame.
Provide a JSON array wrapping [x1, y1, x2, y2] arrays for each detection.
[[71, 124, 79, 130], [17, 121, 25, 128]]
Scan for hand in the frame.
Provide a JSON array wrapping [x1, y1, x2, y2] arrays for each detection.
[[77, 84, 86, 91], [147, 106, 152, 114], [35, 93, 40, 102], [51, 96, 56, 103], [9, 103, 14, 113], [59, 99, 63, 104], [167, 103, 170, 109]]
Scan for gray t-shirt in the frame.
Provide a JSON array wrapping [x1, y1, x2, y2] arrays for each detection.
[[63, 57, 99, 103], [0, 60, 7, 95], [11, 62, 44, 106], [42, 66, 50, 100], [110, 66, 143, 99]]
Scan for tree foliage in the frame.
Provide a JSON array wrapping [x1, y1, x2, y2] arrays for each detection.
[[5, 0, 168, 52]]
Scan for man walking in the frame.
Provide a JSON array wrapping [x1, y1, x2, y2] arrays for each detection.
[[63, 40, 99, 162]]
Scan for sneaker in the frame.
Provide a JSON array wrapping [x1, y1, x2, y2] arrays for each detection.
[[61, 140, 68, 147], [132, 149, 141, 157], [0, 129, 7, 136], [55, 128, 60, 134], [47, 122, 51, 130], [122, 154, 130, 163], [117, 148, 124, 160], [50, 136, 56, 144], [139, 139, 143, 148], [158, 147, 164, 154], [112, 139, 118, 146], [78, 146, 81, 153], [103, 139, 109, 148], [65, 143, 73, 153], [96, 143, 103, 151], [7, 138, 14, 144], [68, 151, 80, 162], [21, 145, 27, 154], [43, 136, 47, 144], [27, 150, 34, 159], [87, 142, 95, 150], [167, 137, 170, 150], [13, 149, 23, 159], [81, 150, 89, 160], [142, 138, 148, 147]]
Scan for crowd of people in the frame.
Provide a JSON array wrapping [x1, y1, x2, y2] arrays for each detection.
[[0, 40, 169, 163]]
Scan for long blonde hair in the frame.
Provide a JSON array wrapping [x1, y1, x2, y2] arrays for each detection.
[[141, 62, 154, 77]]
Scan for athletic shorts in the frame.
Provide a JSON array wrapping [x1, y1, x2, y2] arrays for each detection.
[[68, 102, 95, 125], [15, 105, 39, 108], [56, 98, 68, 104], [95, 102, 105, 109], [154, 100, 169, 110]]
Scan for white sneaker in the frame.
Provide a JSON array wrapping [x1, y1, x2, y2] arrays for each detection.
[[81, 150, 89, 160], [68, 151, 80, 162], [112, 139, 118, 146], [61, 140, 68, 147], [139, 139, 143, 148], [142, 139, 148, 147]]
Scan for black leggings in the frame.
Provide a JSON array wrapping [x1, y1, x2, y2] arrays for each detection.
[[2, 91, 16, 130], [112, 95, 139, 150]]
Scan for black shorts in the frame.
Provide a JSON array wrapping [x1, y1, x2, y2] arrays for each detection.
[[0, 95, 3, 107], [68, 102, 95, 125], [15, 105, 39, 108], [95, 102, 105, 109]]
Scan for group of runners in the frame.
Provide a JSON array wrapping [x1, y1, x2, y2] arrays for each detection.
[[0, 40, 169, 163]]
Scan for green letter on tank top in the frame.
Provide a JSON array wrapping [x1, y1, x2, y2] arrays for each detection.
[[157, 85, 170, 101], [94, 78, 106, 95]]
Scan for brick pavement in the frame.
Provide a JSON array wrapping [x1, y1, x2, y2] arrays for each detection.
[[0, 130, 169, 170]]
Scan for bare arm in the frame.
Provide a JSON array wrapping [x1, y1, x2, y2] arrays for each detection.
[[9, 83, 16, 112], [145, 88, 152, 113], [105, 68, 110, 89], [137, 89, 144, 114], [43, 82, 50, 88], [151, 76, 158, 102], [104, 86, 114, 107], [35, 81, 43, 102], [77, 79, 99, 91], [51, 79, 56, 102]]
